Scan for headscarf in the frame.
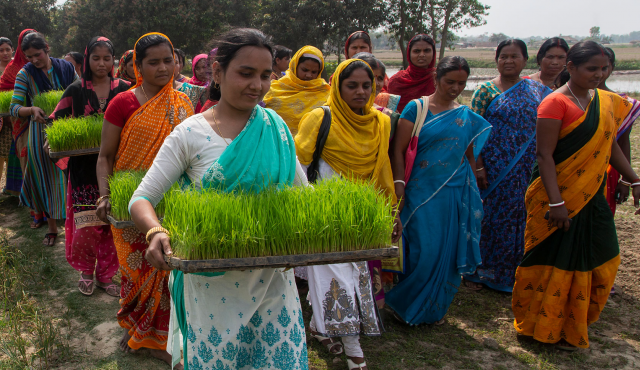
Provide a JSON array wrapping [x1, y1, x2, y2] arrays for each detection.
[[0, 29, 35, 91], [114, 32, 194, 171], [295, 59, 396, 202], [387, 34, 436, 113], [115, 50, 135, 83], [263, 45, 330, 135], [188, 53, 209, 87]]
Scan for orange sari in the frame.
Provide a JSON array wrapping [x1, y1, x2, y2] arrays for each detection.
[[111, 33, 194, 351]]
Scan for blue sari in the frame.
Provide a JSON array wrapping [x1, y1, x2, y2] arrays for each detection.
[[386, 103, 491, 325], [465, 79, 551, 292]]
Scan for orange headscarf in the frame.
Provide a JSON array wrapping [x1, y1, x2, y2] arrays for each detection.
[[114, 32, 194, 171]]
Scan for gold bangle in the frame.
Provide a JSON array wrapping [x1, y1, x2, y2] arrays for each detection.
[[96, 195, 110, 207], [146, 226, 170, 244]]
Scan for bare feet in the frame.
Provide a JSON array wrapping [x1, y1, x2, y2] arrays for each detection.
[[119, 330, 136, 353]]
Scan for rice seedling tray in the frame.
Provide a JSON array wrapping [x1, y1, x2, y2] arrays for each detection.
[[164, 246, 399, 273], [107, 215, 164, 229], [0, 113, 10, 117], [49, 146, 100, 158]]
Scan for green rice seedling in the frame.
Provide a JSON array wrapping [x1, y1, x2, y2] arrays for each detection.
[[32, 90, 64, 117], [45, 115, 103, 152], [108, 170, 174, 221], [0, 90, 13, 113], [162, 176, 395, 260]]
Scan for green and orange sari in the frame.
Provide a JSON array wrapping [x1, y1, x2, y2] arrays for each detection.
[[512, 89, 632, 348]]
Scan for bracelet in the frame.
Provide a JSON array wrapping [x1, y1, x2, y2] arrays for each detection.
[[146, 226, 170, 244], [632, 182, 640, 187], [476, 167, 485, 172], [95, 194, 110, 207], [394, 180, 405, 186], [619, 180, 631, 186], [549, 201, 565, 208]]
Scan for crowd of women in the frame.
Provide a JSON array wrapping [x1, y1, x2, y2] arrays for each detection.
[[0, 25, 639, 369]]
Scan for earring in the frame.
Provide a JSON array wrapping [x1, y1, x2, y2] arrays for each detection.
[[213, 82, 220, 90]]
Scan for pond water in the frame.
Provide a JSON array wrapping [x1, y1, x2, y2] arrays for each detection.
[[386, 68, 640, 93]]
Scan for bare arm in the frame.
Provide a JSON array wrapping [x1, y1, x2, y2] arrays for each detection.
[[615, 129, 632, 203], [95, 120, 123, 222], [465, 145, 477, 179], [609, 137, 640, 213], [475, 154, 487, 189], [131, 200, 172, 270], [390, 117, 413, 212]]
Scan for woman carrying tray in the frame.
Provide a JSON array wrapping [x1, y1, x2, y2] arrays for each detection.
[[295, 59, 402, 370], [95, 33, 193, 367], [130, 29, 310, 370], [50, 36, 130, 297]]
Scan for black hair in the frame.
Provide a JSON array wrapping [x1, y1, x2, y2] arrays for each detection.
[[209, 83, 221, 101], [66, 52, 84, 65], [436, 56, 470, 79], [351, 52, 386, 75], [88, 41, 114, 57], [273, 45, 292, 63], [124, 52, 134, 65], [536, 37, 569, 65], [21, 32, 48, 52], [174, 48, 186, 66], [347, 32, 372, 48], [0, 37, 13, 49], [297, 56, 321, 69], [135, 34, 173, 63], [555, 40, 608, 87], [604, 47, 615, 69], [408, 34, 436, 54], [213, 28, 274, 72], [338, 60, 374, 90], [495, 39, 528, 61]]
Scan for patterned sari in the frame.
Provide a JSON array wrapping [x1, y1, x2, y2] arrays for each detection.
[[110, 32, 194, 351], [385, 103, 491, 325], [512, 90, 632, 348], [465, 79, 551, 292]]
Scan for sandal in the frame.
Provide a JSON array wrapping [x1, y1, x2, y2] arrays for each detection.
[[31, 219, 45, 229], [556, 339, 578, 352], [463, 278, 483, 291], [311, 333, 343, 355], [78, 278, 95, 296], [347, 359, 367, 369], [43, 233, 58, 246], [97, 283, 120, 297]]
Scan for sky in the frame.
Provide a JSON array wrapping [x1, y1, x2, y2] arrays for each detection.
[[461, 0, 640, 38]]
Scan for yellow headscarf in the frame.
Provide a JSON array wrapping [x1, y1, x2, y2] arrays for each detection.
[[264, 45, 330, 136], [295, 59, 396, 203]]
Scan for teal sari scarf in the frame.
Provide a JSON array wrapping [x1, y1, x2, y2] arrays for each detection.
[[170, 105, 297, 369]]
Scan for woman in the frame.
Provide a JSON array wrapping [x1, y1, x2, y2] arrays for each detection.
[[51, 36, 130, 297], [174, 52, 207, 113], [271, 45, 292, 80], [598, 47, 640, 216], [10, 32, 78, 245], [0, 36, 16, 194], [464, 39, 551, 292], [115, 50, 135, 84], [0, 37, 13, 74], [64, 51, 84, 77], [386, 56, 491, 325], [512, 40, 640, 351], [95, 32, 193, 366], [387, 34, 437, 113], [187, 53, 209, 87], [296, 59, 402, 370], [173, 48, 188, 83], [353, 52, 400, 115], [264, 45, 330, 136], [130, 28, 309, 370], [328, 31, 373, 85], [527, 37, 569, 89]]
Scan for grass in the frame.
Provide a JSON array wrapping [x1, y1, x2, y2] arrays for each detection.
[[0, 91, 12, 114], [32, 91, 64, 118], [45, 115, 103, 152]]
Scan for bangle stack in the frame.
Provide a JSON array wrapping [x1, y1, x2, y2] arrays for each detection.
[[620, 179, 632, 186], [146, 226, 171, 244], [549, 201, 565, 208], [96, 195, 110, 207]]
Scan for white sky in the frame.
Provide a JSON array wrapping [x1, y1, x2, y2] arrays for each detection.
[[461, 0, 640, 38]]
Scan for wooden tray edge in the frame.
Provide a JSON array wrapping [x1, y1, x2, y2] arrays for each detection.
[[49, 147, 100, 158], [106, 215, 136, 229]]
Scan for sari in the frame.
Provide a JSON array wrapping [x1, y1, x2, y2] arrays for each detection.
[[512, 90, 632, 348], [264, 46, 330, 136], [374, 92, 401, 113], [187, 54, 209, 87], [605, 93, 640, 214], [387, 34, 436, 113], [52, 36, 129, 284], [386, 102, 491, 325], [465, 79, 551, 292], [10, 57, 77, 218], [176, 82, 207, 113], [114, 50, 135, 84], [109, 33, 194, 351]]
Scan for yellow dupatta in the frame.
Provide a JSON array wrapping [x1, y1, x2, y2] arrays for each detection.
[[263, 45, 330, 136], [114, 32, 194, 171], [295, 59, 396, 203], [523, 90, 632, 252]]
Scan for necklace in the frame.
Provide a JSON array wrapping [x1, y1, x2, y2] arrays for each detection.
[[566, 82, 592, 111], [211, 109, 230, 145], [140, 84, 150, 102]]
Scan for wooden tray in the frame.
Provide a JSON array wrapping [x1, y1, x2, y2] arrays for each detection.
[[49, 147, 100, 158], [0, 112, 10, 117], [107, 215, 163, 229], [164, 246, 399, 273]]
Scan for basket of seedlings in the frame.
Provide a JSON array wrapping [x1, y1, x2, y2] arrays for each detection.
[[46, 115, 103, 158], [0, 91, 13, 117], [33, 90, 64, 123], [107, 170, 167, 229]]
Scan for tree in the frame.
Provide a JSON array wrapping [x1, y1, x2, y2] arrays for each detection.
[[589, 26, 600, 39], [0, 0, 56, 42], [434, 0, 489, 61], [489, 32, 508, 45]]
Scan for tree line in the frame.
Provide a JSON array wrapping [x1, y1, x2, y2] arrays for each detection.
[[0, 0, 489, 67]]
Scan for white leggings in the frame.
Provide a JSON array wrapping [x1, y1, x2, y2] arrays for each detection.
[[341, 335, 364, 358]]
